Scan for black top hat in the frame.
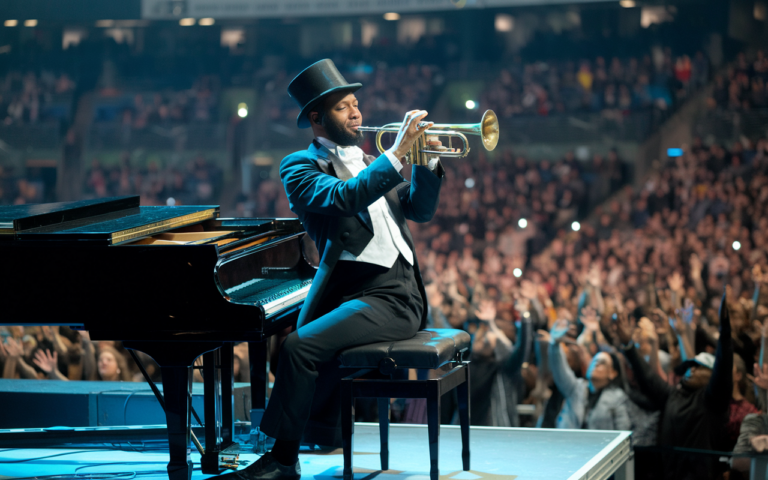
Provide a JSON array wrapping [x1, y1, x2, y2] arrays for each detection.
[[288, 59, 362, 129]]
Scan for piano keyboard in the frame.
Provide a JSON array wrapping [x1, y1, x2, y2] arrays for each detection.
[[228, 277, 312, 317], [261, 280, 312, 317]]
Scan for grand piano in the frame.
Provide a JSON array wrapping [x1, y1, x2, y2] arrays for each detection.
[[0, 196, 315, 480]]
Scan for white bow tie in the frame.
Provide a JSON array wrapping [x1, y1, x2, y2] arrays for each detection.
[[336, 145, 363, 162]]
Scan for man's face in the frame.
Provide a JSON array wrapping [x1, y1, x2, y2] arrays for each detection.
[[682, 364, 712, 389], [586, 352, 617, 391], [315, 92, 363, 147]]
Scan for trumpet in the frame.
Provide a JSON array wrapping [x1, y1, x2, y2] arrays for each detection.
[[357, 110, 499, 166]]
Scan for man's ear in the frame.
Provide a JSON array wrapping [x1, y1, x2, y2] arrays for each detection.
[[309, 112, 321, 125]]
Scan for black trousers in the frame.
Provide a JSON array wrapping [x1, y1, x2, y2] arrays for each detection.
[[260, 254, 423, 446]]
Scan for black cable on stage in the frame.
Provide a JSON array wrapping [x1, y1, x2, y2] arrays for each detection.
[[11, 465, 202, 480], [0, 450, 94, 463]]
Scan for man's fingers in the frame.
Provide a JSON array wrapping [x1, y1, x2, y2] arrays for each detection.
[[403, 110, 421, 126], [408, 111, 428, 129]]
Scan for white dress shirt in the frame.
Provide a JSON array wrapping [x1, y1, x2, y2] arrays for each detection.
[[317, 136, 413, 268]]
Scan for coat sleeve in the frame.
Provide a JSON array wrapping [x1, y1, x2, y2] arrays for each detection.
[[612, 393, 632, 431], [505, 316, 533, 375], [733, 414, 767, 454], [621, 343, 674, 409], [280, 151, 404, 217], [395, 163, 444, 223], [549, 341, 580, 400], [705, 307, 733, 412]]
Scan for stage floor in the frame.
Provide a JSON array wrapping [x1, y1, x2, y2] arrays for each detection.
[[0, 424, 632, 480]]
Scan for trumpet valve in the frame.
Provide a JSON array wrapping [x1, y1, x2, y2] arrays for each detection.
[[426, 135, 448, 152]]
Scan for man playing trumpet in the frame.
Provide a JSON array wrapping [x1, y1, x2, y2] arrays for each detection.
[[222, 59, 445, 479]]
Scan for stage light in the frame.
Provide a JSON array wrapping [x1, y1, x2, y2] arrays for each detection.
[[179, 18, 196, 26], [464, 178, 475, 189], [667, 148, 683, 157], [495, 14, 514, 32], [465, 100, 476, 109], [518, 218, 527, 229], [4, 20, 18, 27], [24, 19, 38, 27], [383, 12, 400, 21], [620, 0, 636, 7], [199, 18, 215, 26], [572, 221, 581, 232], [96, 20, 115, 27], [237, 103, 248, 118], [513, 268, 523, 278], [733, 241, 742, 251]]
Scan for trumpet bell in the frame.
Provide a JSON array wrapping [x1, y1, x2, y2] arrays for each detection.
[[480, 109, 499, 152]]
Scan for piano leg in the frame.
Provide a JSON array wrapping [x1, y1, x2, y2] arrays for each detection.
[[248, 340, 270, 453], [124, 341, 223, 480], [201, 345, 236, 475], [160, 364, 193, 480], [221, 344, 235, 446]]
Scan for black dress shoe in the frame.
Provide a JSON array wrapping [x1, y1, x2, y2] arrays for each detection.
[[217, 452, 300, 480]]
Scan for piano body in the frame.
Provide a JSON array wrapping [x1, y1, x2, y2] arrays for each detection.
[[0, 196, 315, 479]]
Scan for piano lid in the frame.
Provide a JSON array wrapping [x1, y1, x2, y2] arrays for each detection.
[[17, 205, 220, 245], [1, 196, 220, 245], [0, 196, 139, 236]]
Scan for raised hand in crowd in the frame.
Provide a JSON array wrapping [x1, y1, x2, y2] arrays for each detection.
[[550, 319, 571, 344], [668, 308, 695, 361], [471, 298, 507, 356], [475, 299, 497, 323], [750, 435, 768, 453], [4, 338, 23, 359], [612, 311, 633, 346], [32, 349, 67, 381], [748, 363, 768, 391], [578, 307, 607, 356]]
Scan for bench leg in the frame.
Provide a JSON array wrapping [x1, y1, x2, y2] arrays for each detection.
[[426, 381, 441, 480], [378, 398, 390, 471], [457, 368, 470, 471], [342, 378, 354, 480]]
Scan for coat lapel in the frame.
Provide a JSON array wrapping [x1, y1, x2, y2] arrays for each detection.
[[313, 140, 374, 234]]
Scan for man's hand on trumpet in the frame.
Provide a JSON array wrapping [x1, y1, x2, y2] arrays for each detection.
[[389, 110, 434, 165]]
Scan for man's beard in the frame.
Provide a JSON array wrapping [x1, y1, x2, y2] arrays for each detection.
[[323, 115, 364, 147]]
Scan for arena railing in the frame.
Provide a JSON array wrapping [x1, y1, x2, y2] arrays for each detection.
[[86, 123, 229, 152], [0, 123, 62, 151], [693, 108, 768, 144]]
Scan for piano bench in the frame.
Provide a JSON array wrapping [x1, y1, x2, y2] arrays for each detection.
[[337, 328, 471, 480]]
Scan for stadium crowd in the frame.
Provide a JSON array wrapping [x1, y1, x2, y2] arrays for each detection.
[[481, 49, 709, 119], [81, 153, 223, 206], [408, 133, 768, 479], [94, 75, 220, 127], [0, 69, 76, 125], [710, 51, 768, 111]]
